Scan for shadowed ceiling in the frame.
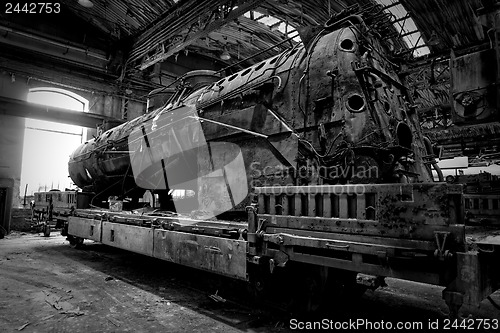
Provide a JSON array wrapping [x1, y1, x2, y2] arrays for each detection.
[[0, 0, 491, 91]]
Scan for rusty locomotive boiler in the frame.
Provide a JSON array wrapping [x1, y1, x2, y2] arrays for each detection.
[[68, 16, 437, 214]]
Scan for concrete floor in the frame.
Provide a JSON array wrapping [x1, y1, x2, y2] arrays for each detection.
[[1, 232, 499, 332]]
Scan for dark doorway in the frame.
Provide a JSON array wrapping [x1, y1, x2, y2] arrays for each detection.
[[0, 188, 6, 238]]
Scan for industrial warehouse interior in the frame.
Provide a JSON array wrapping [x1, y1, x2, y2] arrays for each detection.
[[1, 0, 500, 331]]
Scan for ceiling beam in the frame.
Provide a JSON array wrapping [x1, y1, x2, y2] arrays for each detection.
[[0, 96, 124, 129], [135, 0, 267, 71], [0, 25, 108, 62], [129, 0, 227, 63]]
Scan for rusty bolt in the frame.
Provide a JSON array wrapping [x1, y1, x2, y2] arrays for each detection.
[[277, 235, 284, 244], [326, 69, 338, 78]]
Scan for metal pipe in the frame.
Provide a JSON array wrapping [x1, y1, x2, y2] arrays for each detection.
[[424, 136, 444, 182], [382, 2, 401, 11], [102, 151, 135, 154], [26, 127, 84, 136], [215, 35, 299, 75], [324, 15, 365, 30], [194, 116, 269, 138], [0, 25, 108, 61], [391, 14, 411, 24]]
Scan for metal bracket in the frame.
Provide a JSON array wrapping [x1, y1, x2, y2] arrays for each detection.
[[264, 233, 284, 245], [248, 255, 261, 264], [269, 258, 275, 274], [246, 204, 258, 243], [351, 61, 407, 91], [238, 228, 245, 241], [256, 218, 271, 234], [434, 231, 453, 260], [269, 250, 289, 273]]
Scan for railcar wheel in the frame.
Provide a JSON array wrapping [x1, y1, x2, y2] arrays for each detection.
[[288, 264, 329, 314], [68, 235, 84, 249], [290, 266, 368, 314], [247, 263, 270, 304], [324, 270, 368, 308], [302, 269, 327, 313]]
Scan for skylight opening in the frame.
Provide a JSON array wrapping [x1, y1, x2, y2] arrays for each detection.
[[375, 0, 430, 58], [257, 15, 280, 26], [243, 10, 301, 43]]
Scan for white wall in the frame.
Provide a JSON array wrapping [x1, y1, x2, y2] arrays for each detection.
[[0, 72, 28, 209]]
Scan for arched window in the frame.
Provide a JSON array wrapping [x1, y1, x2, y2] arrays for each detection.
[[27, 87, 88, 112], [21, 87, 88, 195]]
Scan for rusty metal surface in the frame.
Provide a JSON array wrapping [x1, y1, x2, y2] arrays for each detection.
[[262, 230, 436, 256], [101, 222, 154, 257], [262, 218, 465, 246], [68, 216, 102, 242], [68, 213, 247, 279], [255, 183, 464, 226], [275, 249, 443, 286], [73, 208, 247, 236], [69, 21, 438, 214], [249, 183, 467, 288], [153, 229, 247, 280], [450, 49, 499, 124], [453, 251, 497, 307]]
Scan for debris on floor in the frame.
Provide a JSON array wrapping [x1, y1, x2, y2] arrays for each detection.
[[209, 290, 226, 303], [16, 322, 30, 331]]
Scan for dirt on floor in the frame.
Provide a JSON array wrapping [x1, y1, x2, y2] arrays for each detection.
[[1, 231, 499, 333]]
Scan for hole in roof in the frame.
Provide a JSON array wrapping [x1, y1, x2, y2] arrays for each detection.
[[374, 0, 430, 58], [241, 68, 252, 76], [255, 62, 265, 71], [269, 56, 278, 64], [228, 74, 238, 81], [243, 10, 302, 43], [217, 79, 226, 85], [384, 101, 391, 114]]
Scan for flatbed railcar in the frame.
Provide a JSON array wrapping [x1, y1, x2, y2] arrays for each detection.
[[65, 183, 500, 316], [63, 6, 500, 317]]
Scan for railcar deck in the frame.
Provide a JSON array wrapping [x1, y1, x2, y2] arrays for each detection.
[[65, 183, 500, 316]]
